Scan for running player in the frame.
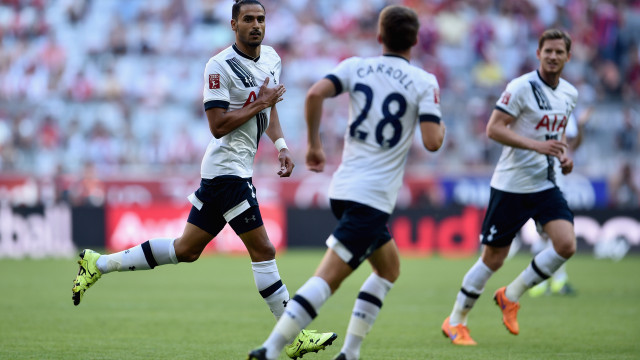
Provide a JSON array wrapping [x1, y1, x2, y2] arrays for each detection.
[[249, 5, 446, 360], [71, 1, 335, 356], [442, 29, 578, 345]]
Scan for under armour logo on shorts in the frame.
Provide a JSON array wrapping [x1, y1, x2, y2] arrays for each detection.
[[245, 215, 256, 223]]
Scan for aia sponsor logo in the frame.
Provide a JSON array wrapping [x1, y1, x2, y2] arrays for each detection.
[[535, 114, 567, 132], [243, 91, 257, 107], [209, 74, 220, 89]]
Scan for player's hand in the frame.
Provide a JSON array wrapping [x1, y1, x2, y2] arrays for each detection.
[[306, 146, 326, 172], [277, 148, 294, 177], [559, 154, 573, 174], [257, 77, 286, 109], [534, 139, 567, 157]]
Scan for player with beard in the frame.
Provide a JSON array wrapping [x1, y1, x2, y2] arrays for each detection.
[[71, 1, 336, 357], [442, 29, 578, 345]]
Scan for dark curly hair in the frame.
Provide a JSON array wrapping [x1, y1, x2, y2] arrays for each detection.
[[232, 0, 265, 20]]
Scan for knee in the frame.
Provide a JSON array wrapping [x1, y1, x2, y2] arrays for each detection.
[[484, 258, 504, 272], [174, 239, 202, 263], [376, 266, 400, 284], [176, 249, 200, 263], [554, 238, 576, 259], [481, 248, 507, 271]]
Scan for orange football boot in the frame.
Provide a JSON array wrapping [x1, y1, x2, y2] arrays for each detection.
[[494, 286, 520, 335], [441, 317, 477, 345]]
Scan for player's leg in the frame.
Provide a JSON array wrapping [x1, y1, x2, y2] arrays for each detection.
[[503, 193, 575, 302], [235, 204, 337, 360], [442, 244, 509, 345], [444, 188, 527, 344], [543, 219, 576, 295], [337, 240, 399, 360], [72, 212, 217, 306], [497, 221, 573, 333], [252, 200, 385, 360], [237, 221, 291, 320], [497, 188, 575, 333], [96, 221, 214, 273], [72, 178, 235, 306], [529, 221, 551, 297], [252, 248, 347, 360]]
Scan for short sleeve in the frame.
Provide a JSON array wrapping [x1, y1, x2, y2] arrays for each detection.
[[273, 56, 282, 85], [495, 80, 524, 118], [325, 57, 359, 96], [565, 113, 578, 138], [203, 60, 231, 109], [417, 75, 442, 122]]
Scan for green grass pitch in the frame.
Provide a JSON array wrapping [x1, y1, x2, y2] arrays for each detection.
[[1, 251, 638, 359]]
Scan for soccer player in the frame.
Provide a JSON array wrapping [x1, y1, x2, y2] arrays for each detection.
[[529, 107, 590, 297], [441, 29, 578, 345], [71, 0, 335, 356], [249, 5, 445, 360]]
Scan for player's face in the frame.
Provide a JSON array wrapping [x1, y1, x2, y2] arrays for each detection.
[[232, 4, 265, 49], [536, 38, 571, 75]]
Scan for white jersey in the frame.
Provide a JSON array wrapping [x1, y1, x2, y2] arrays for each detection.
[[555, 113, 578, 191], [200, 44, 282, 179], [326, 55, 442, 213], [491, 70, 578, 193]]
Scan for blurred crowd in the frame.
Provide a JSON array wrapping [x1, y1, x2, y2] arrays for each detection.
[[0, 0, 639, 208]]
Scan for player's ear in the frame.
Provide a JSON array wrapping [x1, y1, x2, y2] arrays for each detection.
[[376, 33, 382, 44], [231, 19, 237, 32]]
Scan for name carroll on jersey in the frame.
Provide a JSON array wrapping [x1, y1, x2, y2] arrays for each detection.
[[355, 62, 414, 90]]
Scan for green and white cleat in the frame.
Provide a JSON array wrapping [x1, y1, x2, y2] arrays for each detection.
[[72, 249, 102, 306], [285, 329, 337, 359]]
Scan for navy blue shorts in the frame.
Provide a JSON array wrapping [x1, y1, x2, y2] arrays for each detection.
[[480, 186, 573, 247], [187, 176, 263, 236], [327, 199, 392, 269]]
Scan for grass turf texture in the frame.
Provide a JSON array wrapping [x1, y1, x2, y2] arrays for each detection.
[[0, 251, 638, 359]]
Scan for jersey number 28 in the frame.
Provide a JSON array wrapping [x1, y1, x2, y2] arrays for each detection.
[[350, 83, 406, 148]]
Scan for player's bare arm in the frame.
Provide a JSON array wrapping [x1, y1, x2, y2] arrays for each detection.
[[206, 77, 286, 138], [304, 78, 336, 172], [265, 104, 294, 177], [487, 109, 567, 157], [420, 120, 446, 152]]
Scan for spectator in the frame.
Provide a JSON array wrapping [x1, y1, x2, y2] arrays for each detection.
[[609, 162, 640, 209]]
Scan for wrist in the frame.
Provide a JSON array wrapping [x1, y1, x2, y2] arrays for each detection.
[[274, 138, 288, 152]]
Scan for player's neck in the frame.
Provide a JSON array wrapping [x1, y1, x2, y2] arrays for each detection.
[[234, 42, 261, 60], [537, 68, 561, 88], [382, 46, 411, 62]]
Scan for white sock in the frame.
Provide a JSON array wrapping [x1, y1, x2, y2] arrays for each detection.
[[552, 263, 568, 283], [263, 276, 331, 359], [96, 238, 178, 274], [506, 246, 567, 301], [252, 260, 290, 319], [342, 273, 393, 360], [450, 258, 493, 326]]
